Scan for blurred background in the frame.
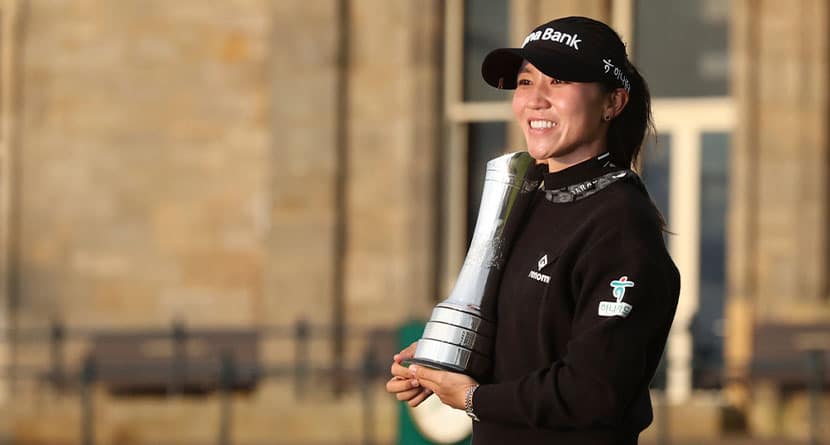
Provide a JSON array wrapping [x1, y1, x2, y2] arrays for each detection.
[[0, 0, 827, 444]]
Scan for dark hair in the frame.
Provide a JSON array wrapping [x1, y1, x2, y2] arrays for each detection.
[[603, 61, 654, 169], [602, 63, 669, 231]]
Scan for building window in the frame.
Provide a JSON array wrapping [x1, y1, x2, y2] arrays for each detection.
[[635, 0, 730, 97], [635, 0, 733, 395], [462, 0, 510, 102]]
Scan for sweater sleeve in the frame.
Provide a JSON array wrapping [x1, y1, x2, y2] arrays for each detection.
[[472, 220, 680, 430]]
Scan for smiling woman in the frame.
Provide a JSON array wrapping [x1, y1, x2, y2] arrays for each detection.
[[387, 15, 680, 445]]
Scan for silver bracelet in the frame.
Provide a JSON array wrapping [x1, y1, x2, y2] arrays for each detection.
[[464, 384, 480, 422]]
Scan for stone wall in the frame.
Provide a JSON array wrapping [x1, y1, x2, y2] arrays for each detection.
[[729, 0, 830, 324], [728, 0, 830, 439], [4, 0, 442, 443], [18, 0, 273, 327]]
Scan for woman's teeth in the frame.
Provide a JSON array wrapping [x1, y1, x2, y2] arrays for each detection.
[[530, 120, 556, 129]]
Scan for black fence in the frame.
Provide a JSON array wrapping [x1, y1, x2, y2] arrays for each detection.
[[0, 320, 827, 445], [2, 319, 399, 445]]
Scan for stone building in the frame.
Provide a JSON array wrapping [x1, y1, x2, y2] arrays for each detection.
[[0, 0, 826, 444]]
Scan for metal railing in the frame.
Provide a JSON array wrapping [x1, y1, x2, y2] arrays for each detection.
[[0, 320, 826, 445], [1, 319, 398, 445], [647, 349, 827, 445]]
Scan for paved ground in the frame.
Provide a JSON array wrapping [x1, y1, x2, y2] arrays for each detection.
[[271, 439, 813, 445], [62, 435, 815, 445], [640, 437, 810, 445]]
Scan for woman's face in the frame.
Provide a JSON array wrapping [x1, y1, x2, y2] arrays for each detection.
[[512, 61, 612, 171]]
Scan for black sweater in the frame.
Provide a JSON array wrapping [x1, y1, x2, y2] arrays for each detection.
[[472, 155, 680, 445]]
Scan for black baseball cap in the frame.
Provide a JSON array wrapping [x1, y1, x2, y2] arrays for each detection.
[[481, 16, 631, 91]]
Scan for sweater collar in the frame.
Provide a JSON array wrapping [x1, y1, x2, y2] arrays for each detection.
[[542, 153, 617, 190]]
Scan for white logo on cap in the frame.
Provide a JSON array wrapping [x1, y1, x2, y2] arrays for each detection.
[[602, 59, 631, 91], [522, 27, 582, 50]]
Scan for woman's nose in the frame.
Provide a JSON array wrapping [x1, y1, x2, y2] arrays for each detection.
[[526, 85, 551, 109]]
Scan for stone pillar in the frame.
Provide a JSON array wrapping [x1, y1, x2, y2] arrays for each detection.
[[728, 0, 830, 410], [344, 0, 441, 329], [725, 0, 760, 408], [270, 0, 442, 361], [270, 0, 340, 331], [0, 0, 23, 406], [751, 0, 829, 317]]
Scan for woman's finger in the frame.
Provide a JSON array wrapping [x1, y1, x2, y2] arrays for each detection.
[[393, 341, 419, 363], [386, 377, 419, 393], [395, 387, 423, 401], [407, 389, 433, 407], [409, 365, 444, 386], [390, 361, 413, 379], [414, 376, 438, 394]]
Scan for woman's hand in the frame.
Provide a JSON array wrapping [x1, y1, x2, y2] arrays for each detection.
[[409, 364, 478, 410], [386, 342, 433, 407]]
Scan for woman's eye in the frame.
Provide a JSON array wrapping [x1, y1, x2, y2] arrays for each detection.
[[552, 78, 564, 85], [517, 78, 532, 86]]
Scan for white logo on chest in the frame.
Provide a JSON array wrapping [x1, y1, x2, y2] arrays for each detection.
[[528, 254, 551, 284]]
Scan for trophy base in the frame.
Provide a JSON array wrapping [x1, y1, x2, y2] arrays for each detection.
[[411, 338, 490, 380], [407, 356, 467, 374]]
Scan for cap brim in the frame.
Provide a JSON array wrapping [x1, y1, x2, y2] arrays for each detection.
[[481, 48, 524, 89], [481, 45, 601, 90]]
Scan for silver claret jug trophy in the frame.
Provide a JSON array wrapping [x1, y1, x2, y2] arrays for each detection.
[[409, 151, 541, 380]]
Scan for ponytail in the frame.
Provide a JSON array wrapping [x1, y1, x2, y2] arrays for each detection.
[[605, 62, 654, 169], [604, 63, 668, 231]]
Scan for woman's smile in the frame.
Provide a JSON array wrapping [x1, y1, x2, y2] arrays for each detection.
[[529, 119, 557, 130]]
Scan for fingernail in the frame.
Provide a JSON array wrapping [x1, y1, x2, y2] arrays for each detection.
[[411, 379, 420, 387], [409, 365, 418, 374]]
